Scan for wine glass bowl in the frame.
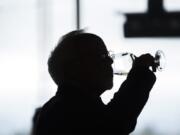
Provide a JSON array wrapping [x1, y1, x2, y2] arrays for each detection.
[[111, 52, 136, 75]]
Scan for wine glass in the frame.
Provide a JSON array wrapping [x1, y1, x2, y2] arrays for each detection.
[[110, 50, 166, 75]]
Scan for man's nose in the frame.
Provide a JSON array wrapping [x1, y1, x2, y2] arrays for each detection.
[[107, 56, 113, 65]]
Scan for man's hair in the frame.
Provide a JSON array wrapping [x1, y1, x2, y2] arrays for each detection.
[[47, 30, 84, 85], [48, 30, 106, 85]]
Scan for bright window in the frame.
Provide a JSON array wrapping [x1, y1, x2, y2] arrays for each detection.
[[0, 0, 180, 135]]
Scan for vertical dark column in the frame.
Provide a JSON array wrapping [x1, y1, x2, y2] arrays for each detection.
[[148, 0, 164, 14], [76, 0, 80, 29]]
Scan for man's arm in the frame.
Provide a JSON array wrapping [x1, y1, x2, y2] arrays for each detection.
[[106, 54, 156, 133]]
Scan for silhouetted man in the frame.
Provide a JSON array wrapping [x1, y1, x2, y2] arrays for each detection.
[[35, 30, 156, 135]]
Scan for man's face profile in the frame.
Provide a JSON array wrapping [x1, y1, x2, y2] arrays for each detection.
[[75, 34, 113, 94]]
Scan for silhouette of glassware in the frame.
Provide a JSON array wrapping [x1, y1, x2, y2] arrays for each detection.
[[111, 50, 165, 75]]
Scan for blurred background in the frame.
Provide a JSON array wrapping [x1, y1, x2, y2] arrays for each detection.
[[0, 0, 180, 134]]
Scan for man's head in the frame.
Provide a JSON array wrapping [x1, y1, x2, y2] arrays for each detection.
[[48, 30, 113, 95]]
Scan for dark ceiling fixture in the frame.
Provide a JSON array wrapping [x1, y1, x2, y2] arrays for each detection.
[[124, 0, 180, 37]]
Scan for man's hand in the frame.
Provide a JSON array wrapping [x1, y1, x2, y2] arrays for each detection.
[[133, 53, 157, 72]]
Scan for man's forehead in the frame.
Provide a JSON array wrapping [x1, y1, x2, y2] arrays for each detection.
[[80, 36, 107, 53], [80, 42, 108, 56], [62, 33, 108, 56]]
